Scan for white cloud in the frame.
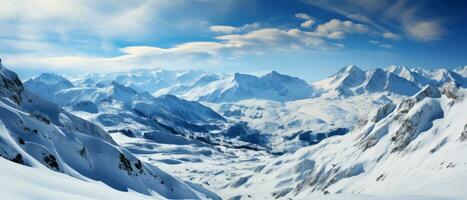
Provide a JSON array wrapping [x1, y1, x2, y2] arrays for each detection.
[[3, 15, 379, 73], [209, 26, 237, 33], [404, 21, 444, 41], [209, 23, 261, 34], [301, 20, 315, 28], [303, 0, 446, 42], [326, 31, 345, 39], [382, 31, 401, 40], [369, 40, 392, 48], [295, 13, 312, 20], [316, 19, 369, 34], [314, 19, 369, 39], [0, 0, 166, 41], [378, 44, 393, 48], [295, 13, 315, 28], [347, 13, 373, 24], [224, 28, 327, 49], [0, 3, 393, 73], [4, 26, 337, 72]]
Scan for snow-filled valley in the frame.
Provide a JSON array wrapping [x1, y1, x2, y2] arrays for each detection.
[[1, 58, 467, 200]]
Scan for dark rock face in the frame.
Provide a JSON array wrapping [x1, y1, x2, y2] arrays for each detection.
[[72, 101, 99, 113], [43, 154, 60, 171], [372, 103, 396, 122], [225, 122, 269, 147], [414, 85, 441, 101], [391, 99, 443, 152], [460, 124, 467, 142], [118, 153, 133, 175], [0, 63, 24, 105], [297, 128, 349, 145]]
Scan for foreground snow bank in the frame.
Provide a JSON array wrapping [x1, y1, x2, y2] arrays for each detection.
[[0, 157, 159, 200]]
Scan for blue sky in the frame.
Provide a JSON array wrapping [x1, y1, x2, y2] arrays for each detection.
[[0, 0, 466, 81]]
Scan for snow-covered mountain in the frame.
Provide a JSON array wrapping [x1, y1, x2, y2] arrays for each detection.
[[386, 65, 467, 88], [78, 68, 222, 95], [455, 66, 467, 77], [312, 65, 421, 97], [81, 69, 315, 103], [179, 71, 315, 102], [25, 74, 272, 150], [0, 62, 219, 199], [24, 73, 74, 95], [62, 65, 466, 153], [220, 84, 467, 199], [74, 65, 466, 103], [7, 60, 467, 200]]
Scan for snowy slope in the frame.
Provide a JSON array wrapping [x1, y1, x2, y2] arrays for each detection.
[[181, 71, 315, 102], [0, 62, 219, 199], [204, 93, 395, 153], [21, 64, 464, 200], [0, 157, 162, 200], [226, 84, 467, 199]]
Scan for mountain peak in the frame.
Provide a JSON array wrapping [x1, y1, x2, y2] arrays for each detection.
[[110, 81, 138, 95], [233, 72, 257, 81], [327, 65, 366, 88], [263, 70, 293, 79], [34, 73, 73, 86], [333, 65, 364, 78], [386, 65, 410, 73], [414, 85, 441, 101], [342, 64, 361, 72], [268, 70, 280, 76]]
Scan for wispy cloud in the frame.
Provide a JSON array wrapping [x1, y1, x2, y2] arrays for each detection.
[[209, 23, 261, 34], [315, 19, 369, 39], [209, 26, 238, 34], [295, 13, 312, 20], [5, 16, 375, 72], [300, 20, 315, 28], [0, 0, 166, 42], [302, 0, 446, 41], [295, 13, 315, 28], [369, 40, 392, 48], [1, 0, 456, 75]]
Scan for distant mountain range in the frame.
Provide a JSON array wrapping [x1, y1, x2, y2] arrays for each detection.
[[72, 65, 466, 102]]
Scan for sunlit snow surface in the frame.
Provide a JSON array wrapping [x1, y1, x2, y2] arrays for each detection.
[[0, 158, 161, 200], [8, 64, 467, 199], [113, 86, 467, 200]]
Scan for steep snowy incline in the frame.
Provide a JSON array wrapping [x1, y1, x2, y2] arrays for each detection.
[[224, 84, 467, 199], [180, 71, 315, 102], [0, 62, 219, 199], [0, 157, 161, 200]]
